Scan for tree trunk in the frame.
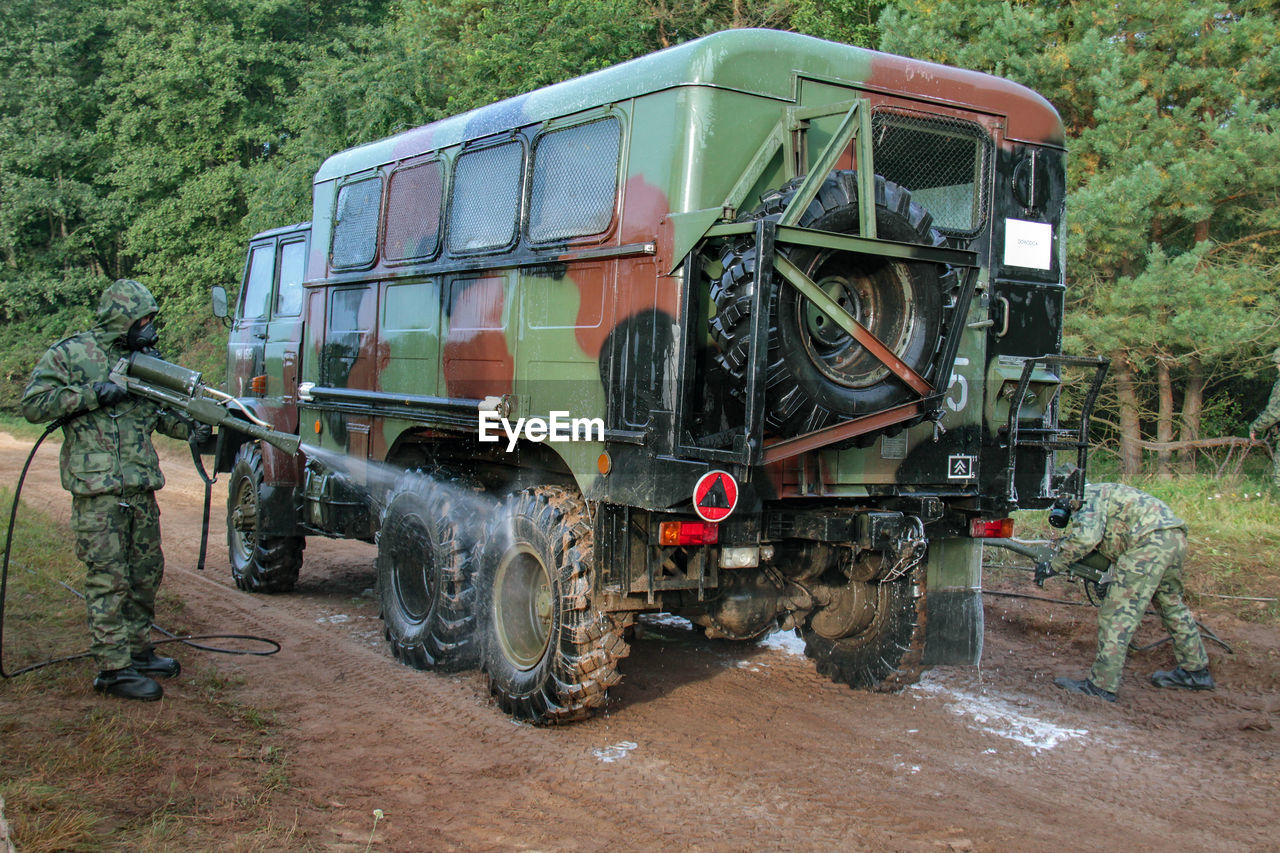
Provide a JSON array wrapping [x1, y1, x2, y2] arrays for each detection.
[[1156, 358, 1174, 477], [1179, 356, 1205, 475], [1114, 352, 1143, 478]]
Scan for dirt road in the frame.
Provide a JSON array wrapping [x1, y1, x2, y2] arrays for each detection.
[[4, 432, 1278, 851]]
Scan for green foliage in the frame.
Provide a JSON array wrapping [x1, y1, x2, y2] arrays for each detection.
[[2, 0, 1276, 454], [881, 0, 1280, 458], [792, 0, 883, 47]]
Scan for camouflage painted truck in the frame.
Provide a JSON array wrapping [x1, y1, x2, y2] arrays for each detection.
[[212, 29, 1106, 723]]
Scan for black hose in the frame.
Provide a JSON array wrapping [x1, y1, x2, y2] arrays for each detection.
[[983, 588, 1234, 654], [1, 416, 279, 680]]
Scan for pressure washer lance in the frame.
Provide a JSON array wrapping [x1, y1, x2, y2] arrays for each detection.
[[108, 352, 302, 572], [984, 538, 1114, 604], [109, 352, 301, 457]]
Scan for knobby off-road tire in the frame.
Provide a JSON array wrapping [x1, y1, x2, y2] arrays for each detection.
[[477, 486, 630, 724], [375, 477, 479, 671], [800, 559, 927, 692], [227, 442, 304, 593], [711, 170, 956, 436]]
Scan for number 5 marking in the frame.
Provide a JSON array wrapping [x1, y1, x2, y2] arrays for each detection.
[[946, 357, 970, 413]]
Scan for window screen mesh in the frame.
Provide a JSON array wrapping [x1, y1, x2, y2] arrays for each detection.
[[529, 119, 620, 242], [331, 177, 382, 267], [448, 142, 523, 253], [384, 161, 443, 261], [870, 110, 989, 234]]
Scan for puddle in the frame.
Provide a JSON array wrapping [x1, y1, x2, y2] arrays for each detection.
[[912, 675, 1089, 752], [592, 741, 638, 763], [758, 629, 807, 657]]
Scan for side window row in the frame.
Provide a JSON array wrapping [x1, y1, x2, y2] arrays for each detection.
[[330, 117, 622, 270]]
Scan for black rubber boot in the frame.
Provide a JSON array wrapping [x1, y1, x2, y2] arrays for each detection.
[[1151, 666, 1215, 691], [93, 667, 163, 701], [131, 648, 181, 678], [1054, 676, 1117, 703]]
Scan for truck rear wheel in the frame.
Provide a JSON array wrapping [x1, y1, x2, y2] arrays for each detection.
[[711, 171, 954, 436], [477, 486, 629, 724], [227, 442, 303, 593], [800, 560, 927, 691], [376, 478, 479, 671]]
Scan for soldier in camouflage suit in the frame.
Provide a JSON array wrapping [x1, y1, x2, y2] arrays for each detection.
[[1248, 347, 1280, 488], [21, 279, 203, 701], [1049, 482, 1212, 702]]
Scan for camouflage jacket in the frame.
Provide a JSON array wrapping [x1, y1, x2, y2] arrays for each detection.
[[1050, 482, 1186, 572], [21, 279, 189, 497], [1250, 375, 1280, 435]]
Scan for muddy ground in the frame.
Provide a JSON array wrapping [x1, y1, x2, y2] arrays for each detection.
[[3, 431, 1279, 851]]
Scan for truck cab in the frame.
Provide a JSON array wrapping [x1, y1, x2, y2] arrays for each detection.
[[215, 223, 311, 592]]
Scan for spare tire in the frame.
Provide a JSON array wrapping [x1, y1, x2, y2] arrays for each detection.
[[710, 171, 956, 436]]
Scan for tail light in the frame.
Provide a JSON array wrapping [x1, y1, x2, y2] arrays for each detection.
[[659, 521, 719, 546], [969, 518, 1014, 538]]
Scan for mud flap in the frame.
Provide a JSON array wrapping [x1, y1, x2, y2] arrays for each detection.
[[922, 538, 983, 666]]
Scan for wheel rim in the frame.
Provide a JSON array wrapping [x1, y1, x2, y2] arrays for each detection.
[[795, 255, 917, 389], [389, 510, 434, 623], [229, 474, 257, 563], [493, 544, 553, 671]]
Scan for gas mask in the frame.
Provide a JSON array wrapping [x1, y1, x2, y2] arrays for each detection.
[[126, 317, 159, 353], [1048, 495, 1076, 528]]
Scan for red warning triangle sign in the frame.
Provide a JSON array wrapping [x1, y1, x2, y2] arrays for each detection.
[[693, 470, 738, 522]]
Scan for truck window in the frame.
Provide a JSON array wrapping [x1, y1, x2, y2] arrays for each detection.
[[871, 110, 989, 234], [447, 141, 523, 253], [331, 176, 382, 268], [240, 243, 275, 320], [384, 281, 436, 331], [276, 239, 307, 316], [384, 160, 444, 262], [528, 118, 620, 242]]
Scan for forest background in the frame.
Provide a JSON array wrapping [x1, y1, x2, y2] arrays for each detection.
[[1, 0, 1277, 477]]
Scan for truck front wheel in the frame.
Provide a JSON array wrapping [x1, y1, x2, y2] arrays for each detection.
[[226, 442, 304, 593], [477, 486, 629, 724]]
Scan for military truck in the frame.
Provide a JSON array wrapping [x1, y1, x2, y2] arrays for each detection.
[[212, 29, 1105, 723]]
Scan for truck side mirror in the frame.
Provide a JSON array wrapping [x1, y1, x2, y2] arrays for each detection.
[[211, 285, 229, 320]]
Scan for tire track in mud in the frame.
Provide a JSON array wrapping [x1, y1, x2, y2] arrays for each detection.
[[164, 562, 929, 851], [157, 515, 982, 850]]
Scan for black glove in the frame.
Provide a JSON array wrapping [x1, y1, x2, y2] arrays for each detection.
[[1034, 560, 1057, 587], [93, 381, 129, 407], [189, 422, 213, 444]]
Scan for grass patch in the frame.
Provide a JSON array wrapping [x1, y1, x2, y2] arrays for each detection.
[[0, 490, 309, 851], [0, 413, 52, 442]]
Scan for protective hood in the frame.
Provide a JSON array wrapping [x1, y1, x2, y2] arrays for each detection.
[[94, 278, 158, 344]]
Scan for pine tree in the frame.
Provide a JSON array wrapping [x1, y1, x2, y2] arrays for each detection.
[[880, 0, 1280, 476]]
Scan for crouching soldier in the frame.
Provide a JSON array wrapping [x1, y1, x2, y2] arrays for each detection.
[[21, 278, 206, 701], [1248, 346, 1280, 489], [1047, 482, 1213, 702]]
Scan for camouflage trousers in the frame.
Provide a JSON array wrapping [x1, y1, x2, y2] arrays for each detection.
[[71, 491, 164, 671], [1089, 527, 1208, 693]]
